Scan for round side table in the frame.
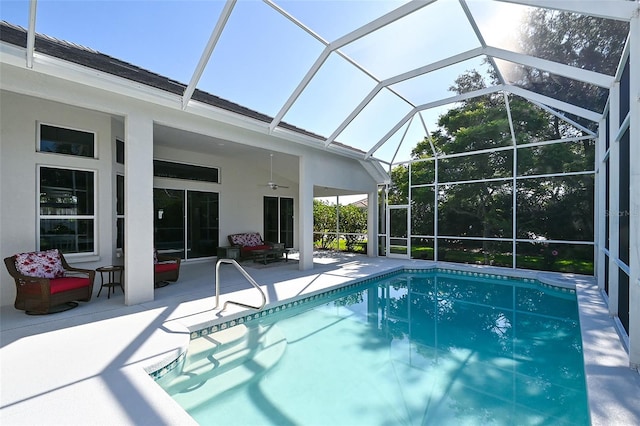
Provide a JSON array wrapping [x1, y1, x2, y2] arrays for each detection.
[[96, 265, 124, 299]]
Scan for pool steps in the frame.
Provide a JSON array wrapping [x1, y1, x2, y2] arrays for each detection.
[[160, 323, 287, 407], [184, 323, 248, 364]]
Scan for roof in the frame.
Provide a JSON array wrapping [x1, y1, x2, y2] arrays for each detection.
[[0, 20, 358, 150], [350, 198, 368, 209]]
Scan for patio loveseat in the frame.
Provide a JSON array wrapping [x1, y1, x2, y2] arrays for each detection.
[[4, 249, 95, 314], [227, 232, 273, 259]]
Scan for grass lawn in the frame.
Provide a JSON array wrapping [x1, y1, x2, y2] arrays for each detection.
[[316, 242, 593, 275], [425, 248, 592, 275]]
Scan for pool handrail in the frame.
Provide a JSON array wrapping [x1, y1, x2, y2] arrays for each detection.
[[214, 258, 266, 311]]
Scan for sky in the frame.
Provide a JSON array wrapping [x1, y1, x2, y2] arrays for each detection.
[[0, 0, 528, 164]]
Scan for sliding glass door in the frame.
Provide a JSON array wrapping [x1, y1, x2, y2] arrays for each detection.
[[154, 188, 219, 259], [264, 196, 294, 248], [280, 197, 294, 248], [154, 189, 185, 257], [187, 191, 219, 258]]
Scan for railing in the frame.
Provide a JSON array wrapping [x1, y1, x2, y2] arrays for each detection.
[[214, 258, 266, 311]]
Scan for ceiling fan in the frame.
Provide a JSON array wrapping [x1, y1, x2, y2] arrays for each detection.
[[263, 153, 289, 190]]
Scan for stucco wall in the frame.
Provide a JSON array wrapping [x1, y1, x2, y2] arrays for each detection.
[[152, 145, 301, 248], [0, 90, 115, 306], [306, 148, 376, 192], [0, 89, 380, 307], [152, 143, 378, 251]]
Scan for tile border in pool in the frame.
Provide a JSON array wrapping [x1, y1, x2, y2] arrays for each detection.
[[149, 265, 580, 381]]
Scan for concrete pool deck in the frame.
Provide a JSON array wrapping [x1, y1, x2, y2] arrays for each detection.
[[1, 253, 639, 425]]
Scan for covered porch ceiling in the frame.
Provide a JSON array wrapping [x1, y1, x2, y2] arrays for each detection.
[[154, 122, 373, 199], [154, 122, 300, 190], [1, 0, 634, 166]]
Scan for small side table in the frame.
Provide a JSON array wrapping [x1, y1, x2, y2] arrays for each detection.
[[217, 246, 241, 260], [96, 265, 124, 299]]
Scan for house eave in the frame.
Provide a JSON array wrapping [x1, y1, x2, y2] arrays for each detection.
[[0, 40, 377, 164]]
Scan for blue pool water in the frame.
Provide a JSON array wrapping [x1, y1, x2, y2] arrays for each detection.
[[160, 270, 589, 425]]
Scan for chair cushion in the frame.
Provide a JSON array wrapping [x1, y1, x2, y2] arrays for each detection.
[[241, 244, 271, 253], [50, 277, 91, 294], [229, 232, 264, 247], [15, 249, 65, 279], [155, 263, 178, 273]]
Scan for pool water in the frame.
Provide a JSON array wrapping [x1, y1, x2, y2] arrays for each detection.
[[161, 271, 589, 425]]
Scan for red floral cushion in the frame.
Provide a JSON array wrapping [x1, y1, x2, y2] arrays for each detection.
[[229, 233, 264, 247], [15, 249, 65, 279]]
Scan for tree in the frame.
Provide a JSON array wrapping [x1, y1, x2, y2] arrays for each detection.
[[313, 199, 336, 249], [412, 72, 538, 260], [313, 200, 368, 252], [384, 12, 620, 271], [389, 66, 594, 269], [515, 9, 628, 130], [388, 164, 409, 206], [339, 204, 367, 252]]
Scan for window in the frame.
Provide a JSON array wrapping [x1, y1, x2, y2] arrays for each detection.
[[39, 166, 95, 254], [39, 123, 95, 158], [116, 174, 124, 249], [116, 139, 125, 164], [153, 160, 219, 183]]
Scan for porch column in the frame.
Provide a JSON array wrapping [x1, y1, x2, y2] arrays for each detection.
[[298, 155, 313, 270], [627, 14, 639, 369], [367, 189, 378, 257], [124, 111, 155, 305]]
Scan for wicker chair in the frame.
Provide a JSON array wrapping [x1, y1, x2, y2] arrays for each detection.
[[154, 253, 181, 288], [4, 249, 95, 314]]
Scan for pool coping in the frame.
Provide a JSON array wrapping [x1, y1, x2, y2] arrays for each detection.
[[147, 262, 640, 425], [186, 266, 576, 342]]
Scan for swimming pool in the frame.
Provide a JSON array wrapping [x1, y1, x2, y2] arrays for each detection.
[[158, 269, 589, 425]]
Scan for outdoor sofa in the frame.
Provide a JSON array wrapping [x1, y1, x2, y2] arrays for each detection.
[[227, 232, 273, 259]]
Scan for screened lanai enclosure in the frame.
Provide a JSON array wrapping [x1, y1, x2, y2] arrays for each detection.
[[0, 0, 638, 367]]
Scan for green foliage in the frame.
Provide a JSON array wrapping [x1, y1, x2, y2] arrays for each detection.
[[516, 9, 628, 129], [313, 199, 368, 253], [388, 165, 409, 205], [363, 12, 616, 273], [313, 199, 336, 249], [339, 204, 367, 251], [387, 62, 596, 270]]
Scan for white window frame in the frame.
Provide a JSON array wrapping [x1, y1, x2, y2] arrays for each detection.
[[36, 121, 97, 159], [116, 173, 125, 250], [37, 164, 98, 256]]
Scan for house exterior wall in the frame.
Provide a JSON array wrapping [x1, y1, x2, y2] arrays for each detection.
[[0, 85, 380, 307], [0, 90, 115, 307], [152, 145, 301, 246]]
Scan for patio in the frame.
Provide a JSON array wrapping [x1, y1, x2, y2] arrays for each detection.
[[0, 252, 408, 424], [1, 253, 639, 425]]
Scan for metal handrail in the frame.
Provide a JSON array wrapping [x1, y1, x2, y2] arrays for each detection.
[[214, 258, 266, 311]]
